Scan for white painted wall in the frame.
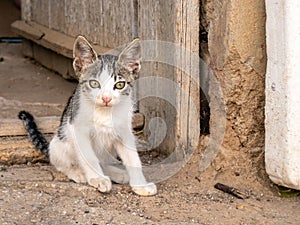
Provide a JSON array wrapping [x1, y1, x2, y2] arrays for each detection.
[[265, 0, 300, 189]]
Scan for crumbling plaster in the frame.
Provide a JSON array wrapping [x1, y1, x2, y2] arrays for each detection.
[[203, 0, 266, 152]]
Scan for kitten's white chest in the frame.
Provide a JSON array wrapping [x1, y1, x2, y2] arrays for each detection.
[[92, 103, 132, 129], [90, 108, 120, 155], [93, 108, 114, 128]]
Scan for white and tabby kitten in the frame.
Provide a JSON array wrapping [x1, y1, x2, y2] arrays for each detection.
[[19, 36, 157, 196]]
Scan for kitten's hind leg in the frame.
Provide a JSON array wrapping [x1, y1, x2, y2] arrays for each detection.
[[49, 137, 86, 183], [98, 150, 129, 184], [102, 164, 129, 184], [67, 168, 86, 183]]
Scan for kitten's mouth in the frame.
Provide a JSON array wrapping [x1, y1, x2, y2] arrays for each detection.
[[98, 96, 113, 107], [97, 102, 112, 107]]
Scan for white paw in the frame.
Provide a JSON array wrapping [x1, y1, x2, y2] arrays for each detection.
[[88, 176, 112, 193], [131, 182, 157, 196]]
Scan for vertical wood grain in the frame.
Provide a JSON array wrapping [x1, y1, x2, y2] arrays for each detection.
[[21, 0, 32, 21], [175, 0, 200, 155], [48, 0, 65, 33], [31, 1, 49, 27], [138, 0, 200, 157]]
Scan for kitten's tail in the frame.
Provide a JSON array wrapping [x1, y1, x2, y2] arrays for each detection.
[[18, 111, 49, 157]]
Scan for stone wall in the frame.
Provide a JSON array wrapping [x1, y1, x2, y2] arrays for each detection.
[[201, 0, 266, 159]]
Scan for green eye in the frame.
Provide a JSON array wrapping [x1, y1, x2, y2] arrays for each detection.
[[89, 80, 100, 89], [114, 81, 126, 90]]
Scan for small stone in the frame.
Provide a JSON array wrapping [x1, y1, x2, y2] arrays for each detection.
[[0, 166, 7, 171]]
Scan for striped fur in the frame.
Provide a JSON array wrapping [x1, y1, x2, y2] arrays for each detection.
[[18, 110, 49, 157]]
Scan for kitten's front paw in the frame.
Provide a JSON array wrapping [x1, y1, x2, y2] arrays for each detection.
[[88, 176, 112, 193], [131, 182, 157, 196]]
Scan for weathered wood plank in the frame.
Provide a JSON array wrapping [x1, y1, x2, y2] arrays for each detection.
[[0, 113, 144, 137], [11, 20, 112, 58], [0, 137, 34, 151], [48, 0, 66, 32], [29, 0, 133, 49], [21, 0, 32, 21], [0, 116, 59, 136], [175, 0, 201, 154], [31, 1, 49, 27], [0, 137, 48, 165], [12, 20, 73, 58], [98, 0, 134, 48], [138, 1, 176, 154], [138, 0, 200, 157], [31, 42, 76, 79]]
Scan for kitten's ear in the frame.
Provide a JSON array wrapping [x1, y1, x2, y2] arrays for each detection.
[[73, 36, 98, 75], [118, 38, 141, 74]]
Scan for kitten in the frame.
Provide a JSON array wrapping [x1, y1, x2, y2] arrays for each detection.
[[18, 36, 157, 196]]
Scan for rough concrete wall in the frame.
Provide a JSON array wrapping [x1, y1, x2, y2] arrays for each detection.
[[205, 0, 266, 153], [265, 0, 300, 190]]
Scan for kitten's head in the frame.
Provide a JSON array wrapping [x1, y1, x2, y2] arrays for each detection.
[[72, 36, 141, 107]]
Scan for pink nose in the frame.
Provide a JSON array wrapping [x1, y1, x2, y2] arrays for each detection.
[[102, 96, 112, 104]]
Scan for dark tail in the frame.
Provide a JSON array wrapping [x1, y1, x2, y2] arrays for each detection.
[[18, 111, 49, 157]]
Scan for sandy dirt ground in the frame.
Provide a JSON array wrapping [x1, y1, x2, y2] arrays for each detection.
[[1, 43, 300, 224]]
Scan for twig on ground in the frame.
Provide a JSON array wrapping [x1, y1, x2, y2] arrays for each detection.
[[214, 183, 248, 199]]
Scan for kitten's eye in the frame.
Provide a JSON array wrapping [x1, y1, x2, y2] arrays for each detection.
[[114, 81, 126, 90], [89, 80, 100, 89]]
